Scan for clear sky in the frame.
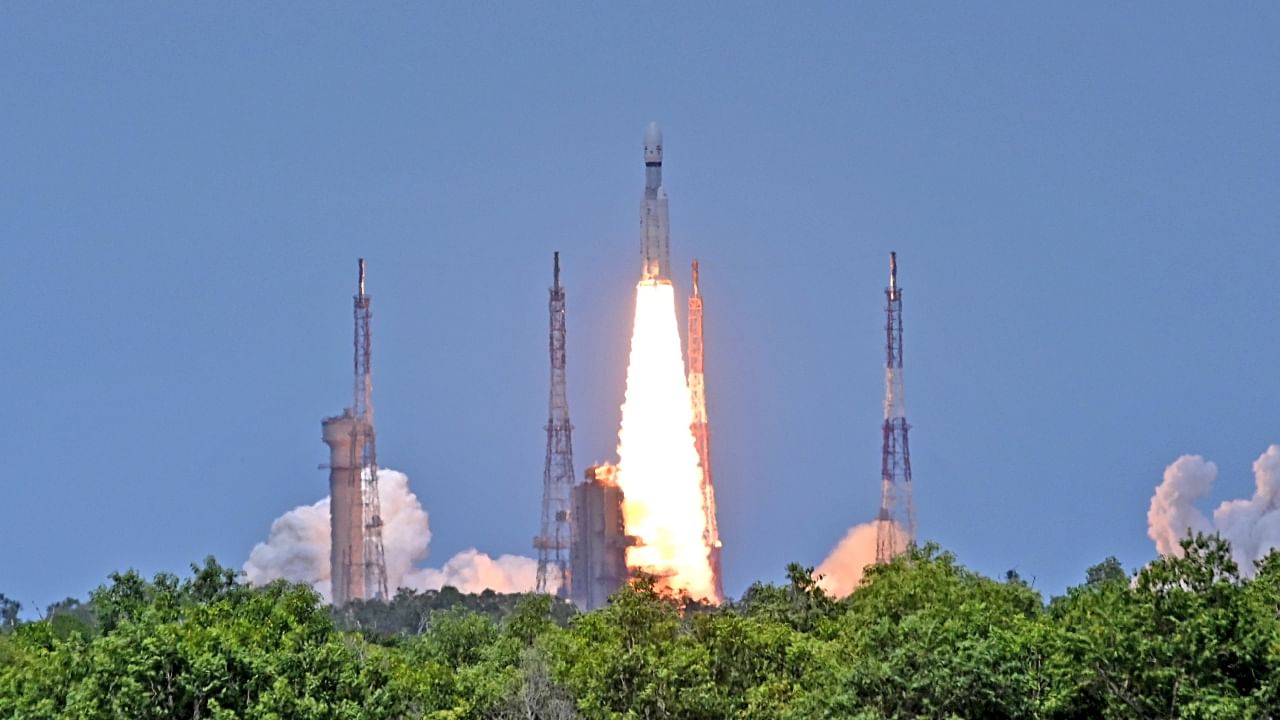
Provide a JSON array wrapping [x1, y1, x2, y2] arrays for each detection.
[[2, 4, 1277, 610]]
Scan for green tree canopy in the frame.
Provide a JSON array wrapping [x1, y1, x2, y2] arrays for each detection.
[[5, 537, 1280, 719]]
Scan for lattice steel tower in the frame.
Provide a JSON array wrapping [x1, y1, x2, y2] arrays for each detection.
[[687, 260, 724, 601], [535, 252, 575, 595], [875, 252, 916, 564], [353, 259, 389, 600]]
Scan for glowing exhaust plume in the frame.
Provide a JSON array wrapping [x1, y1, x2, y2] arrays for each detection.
[[615, 279, 716, 600]]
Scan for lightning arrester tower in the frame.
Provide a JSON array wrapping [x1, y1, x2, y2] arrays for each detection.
[[875, 252, 916, 564], [535, 252, 575, 595], [353, 259, 390, 601], [687, 260, 724, 601]]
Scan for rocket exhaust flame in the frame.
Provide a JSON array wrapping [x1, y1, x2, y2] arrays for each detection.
[[615, 279, 716, 600]]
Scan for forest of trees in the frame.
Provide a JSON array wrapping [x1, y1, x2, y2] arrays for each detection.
[[2, 535, 1279, 719]]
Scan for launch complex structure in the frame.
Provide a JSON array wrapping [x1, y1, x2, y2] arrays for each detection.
[[535, 124, 726, 607], [311, 128, 912, 609], [534, 252, 724, 608], [322, 259, 390, 605]]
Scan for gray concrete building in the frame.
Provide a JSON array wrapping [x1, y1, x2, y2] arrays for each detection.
[[570, 464, 634, 611]]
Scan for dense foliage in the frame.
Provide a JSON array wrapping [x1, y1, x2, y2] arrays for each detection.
[[3, 536, 1279, 718]]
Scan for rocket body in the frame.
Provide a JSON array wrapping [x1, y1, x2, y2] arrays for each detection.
[[640, 122, 671, 282]]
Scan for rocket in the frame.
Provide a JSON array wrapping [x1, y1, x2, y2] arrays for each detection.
[[640, 122, 671, 282]]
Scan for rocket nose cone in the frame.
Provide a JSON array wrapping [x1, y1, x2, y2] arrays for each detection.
[[643, 122, 663, 163], [644, 122, 661, 145]]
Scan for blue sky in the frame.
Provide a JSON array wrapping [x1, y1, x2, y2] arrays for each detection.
[[2, 4, 1278, 609]]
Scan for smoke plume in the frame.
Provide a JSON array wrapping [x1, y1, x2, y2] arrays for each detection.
[[403, 550, 541, 595], [1148, 445, 1280, 572], [243, 468, 541, 601], [243, 494, 334, 599], [815, 521, 907, 597]]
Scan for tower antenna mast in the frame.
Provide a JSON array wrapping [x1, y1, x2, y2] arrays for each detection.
[[875, 252, 915, 563], [354, 258, 389, 600], [535, 252, 575, 595]]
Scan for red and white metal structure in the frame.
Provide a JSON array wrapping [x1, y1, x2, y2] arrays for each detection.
[[688, 260, 724, 601], [875, 252, 916, 564]]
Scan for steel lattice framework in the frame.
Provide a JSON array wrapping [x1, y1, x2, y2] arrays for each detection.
[[687, 260, 724, 601], [354, 259, 389, 600], [875, 252, 916, 564], [535, 252, 575, 596]]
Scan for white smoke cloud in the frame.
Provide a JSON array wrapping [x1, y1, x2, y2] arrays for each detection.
[[403, 549, 544, 595], [243, 468, 540, 601], [243, 494, 333, 599], [373, 470, 433, 587], [815, 521, 907, 597], [1148, 445, 1280, 572], [1147, 455, 1216, 557]]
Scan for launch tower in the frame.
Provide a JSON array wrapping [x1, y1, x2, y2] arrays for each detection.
[[687, 260, 724, 600], [535, 252, 575, 595], [875, 252, 916, 564], [323, 259, 389, 605]]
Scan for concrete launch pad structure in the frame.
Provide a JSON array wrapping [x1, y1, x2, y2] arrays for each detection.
[[322, 410, 365, 606], [570, 464, 634, 611]]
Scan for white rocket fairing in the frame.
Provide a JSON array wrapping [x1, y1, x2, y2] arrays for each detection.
[[640, 122, 671, 282]]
